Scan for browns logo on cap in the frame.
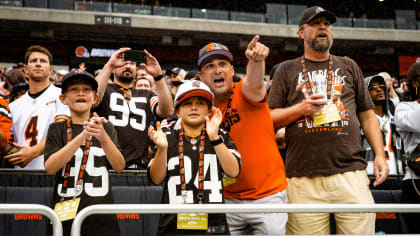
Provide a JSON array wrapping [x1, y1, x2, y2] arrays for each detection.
[[197, 42, 233, 68], [174, 80, 214, 109]]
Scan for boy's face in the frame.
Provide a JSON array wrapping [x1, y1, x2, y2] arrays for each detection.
[[60, 83, 98, 114], [24, 52, 52, 82], [176, 97, 211, 128]]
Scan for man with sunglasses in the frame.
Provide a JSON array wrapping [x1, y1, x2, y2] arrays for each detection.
[[362, 74, 404, 176]]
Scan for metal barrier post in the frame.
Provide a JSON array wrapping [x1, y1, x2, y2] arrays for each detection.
[[0, 204, 62, 236], [71, 203, 420, 236]]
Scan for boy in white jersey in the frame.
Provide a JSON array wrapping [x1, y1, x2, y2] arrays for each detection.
[[5, 45, 69, 169]]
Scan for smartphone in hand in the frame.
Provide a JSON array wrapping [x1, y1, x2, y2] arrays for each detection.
[[124, 50, 146, 64]]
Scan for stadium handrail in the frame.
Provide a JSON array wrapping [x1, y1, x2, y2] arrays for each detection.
[[71, 203, 420, 236], [0, 203, 62, 236]]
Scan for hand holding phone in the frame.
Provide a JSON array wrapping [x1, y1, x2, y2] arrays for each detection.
[[124, 50, 147, 64]]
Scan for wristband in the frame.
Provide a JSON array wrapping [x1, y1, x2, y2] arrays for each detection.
[[210, 136, 223, 146], [154, 74, 163, 81]]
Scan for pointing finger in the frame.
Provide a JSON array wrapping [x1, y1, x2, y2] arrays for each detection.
[[247, 35, 260, 50]]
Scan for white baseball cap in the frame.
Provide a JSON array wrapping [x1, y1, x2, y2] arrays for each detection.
[[174, 80, 214, 109]]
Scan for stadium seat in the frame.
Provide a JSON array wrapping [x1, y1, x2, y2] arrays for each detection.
[[2, 187, 52, 236], [113, 186, 163, 236], [371, 189, 409, 234]]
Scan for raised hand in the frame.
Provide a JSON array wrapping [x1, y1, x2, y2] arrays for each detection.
[[141, 50, 162, 77], [107, 48, 132, 70], [245, 35, 269, 62], [206, 107, 223, 140], [83, 112, 108, 142], [148, 121, 168, 149]]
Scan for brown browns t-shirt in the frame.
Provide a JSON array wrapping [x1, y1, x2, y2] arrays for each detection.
[[268, 55, 374, 178]]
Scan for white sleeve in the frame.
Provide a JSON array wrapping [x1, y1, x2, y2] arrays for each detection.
[[390, 96, 400, 106], [395, 102, 420, 133], [54, 99, 70, 120]]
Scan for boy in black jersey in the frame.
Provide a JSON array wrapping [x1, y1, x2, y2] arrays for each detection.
[[148, 80, 241, 235], [44, 70, 125, 236]]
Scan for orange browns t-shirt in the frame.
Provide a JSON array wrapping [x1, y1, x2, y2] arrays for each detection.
[[216, 81, 287, 200]]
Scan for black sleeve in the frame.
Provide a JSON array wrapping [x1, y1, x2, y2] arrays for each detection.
[[104, 122, 121, 151], [44, 122, 65, 162]]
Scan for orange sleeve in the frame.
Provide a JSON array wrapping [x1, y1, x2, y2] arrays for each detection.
[[0, 98, 12, 143]]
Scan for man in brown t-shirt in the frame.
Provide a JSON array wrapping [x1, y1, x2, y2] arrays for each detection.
[[268, 6, 389, 235]]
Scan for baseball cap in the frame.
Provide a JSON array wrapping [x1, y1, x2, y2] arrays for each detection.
[[61, 69, 97, 93], [377, 72, 392, 81], [184, 70, 199, 80], [407, 62, 420, 83], [197, 43, 233, 68], [165, 67, 186, 76], [370, 74, 386, 85], [298, 6, 336, 27], [174, 80, 214, 109]]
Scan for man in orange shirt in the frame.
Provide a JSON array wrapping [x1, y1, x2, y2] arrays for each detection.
[[197, 36, 288, 234]]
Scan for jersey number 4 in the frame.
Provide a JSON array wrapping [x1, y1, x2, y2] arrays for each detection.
[[25, 116, 39, 146], [167, 154, 223, 204], [108, 93, 147, 131]]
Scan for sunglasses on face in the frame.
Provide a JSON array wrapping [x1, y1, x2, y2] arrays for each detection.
[[368, 84, 386, 91]]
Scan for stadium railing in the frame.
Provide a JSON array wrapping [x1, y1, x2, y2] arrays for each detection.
[[0, 170, 409, 235], [71, 203, 420, 236]]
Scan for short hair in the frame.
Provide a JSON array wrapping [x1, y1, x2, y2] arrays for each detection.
[[25, 45, 53, 65]]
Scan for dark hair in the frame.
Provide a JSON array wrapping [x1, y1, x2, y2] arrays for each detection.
[[403, 62, 420, 101], [4, 69, 26, 91], [24, 45, 53, 65], [137, 65, 147, 71]]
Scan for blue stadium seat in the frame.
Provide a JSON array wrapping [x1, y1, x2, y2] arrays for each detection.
[[113, 186, 163, 236]]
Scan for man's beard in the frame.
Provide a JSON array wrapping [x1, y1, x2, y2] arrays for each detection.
[[308, 37, 333, 52], [117, 70, 135, 83], [118, 75, 134, 83]]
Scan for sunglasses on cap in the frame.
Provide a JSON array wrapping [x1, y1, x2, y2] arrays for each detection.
[[368, 84, 386, 91]]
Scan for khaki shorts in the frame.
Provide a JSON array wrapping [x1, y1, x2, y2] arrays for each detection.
[[286, 170, 375, 235]]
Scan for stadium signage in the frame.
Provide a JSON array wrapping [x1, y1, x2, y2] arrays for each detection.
[[75, 46, 118, 58], [95, 15, 131, 26]]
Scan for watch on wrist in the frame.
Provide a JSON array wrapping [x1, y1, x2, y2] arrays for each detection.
[[210, 136, 223, 146], [154, 74, 163, 81]]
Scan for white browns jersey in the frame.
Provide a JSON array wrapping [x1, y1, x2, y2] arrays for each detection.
[[10, 85, 70, 169]]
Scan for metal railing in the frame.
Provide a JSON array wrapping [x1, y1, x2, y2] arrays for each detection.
[[0, 204, 62, 236], [71, 203, 420, 236]]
